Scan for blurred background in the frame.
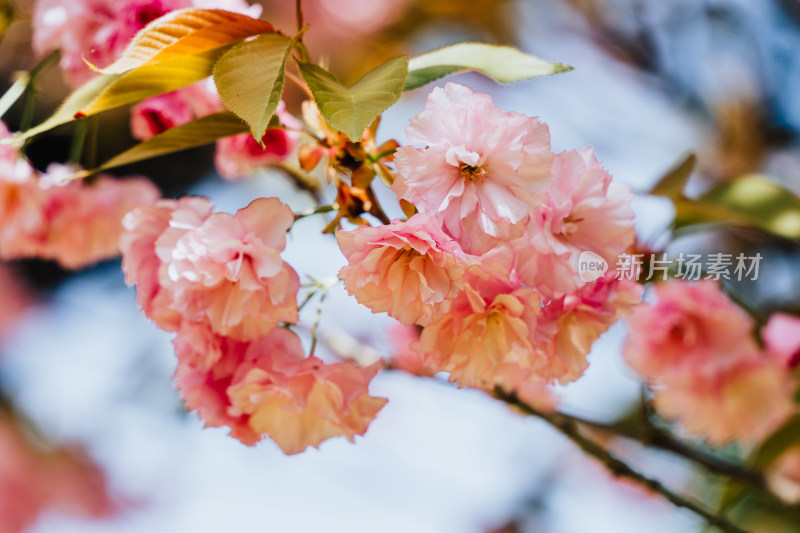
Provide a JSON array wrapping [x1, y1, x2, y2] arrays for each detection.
[[0, 0, 799, 531]]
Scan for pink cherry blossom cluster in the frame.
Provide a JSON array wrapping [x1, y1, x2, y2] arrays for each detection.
[[338, 83, 641, 398], [119, 196, 387, 453], [0, 415, 115, 533], [624, 280, 797, 445], [32, 0, 298, 181], [0, 122, 159, 269]]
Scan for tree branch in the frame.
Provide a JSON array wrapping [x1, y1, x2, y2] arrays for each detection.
[[494, 388, 752, 533]]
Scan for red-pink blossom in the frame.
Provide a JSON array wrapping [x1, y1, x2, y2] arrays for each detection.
[[337, 214, 468, 326], [214, 102, 301, 180], [762, 312, 800, 369], [130, 80, 223, 140], [130, 90, 195, 140], [393, 83, 552, 254]]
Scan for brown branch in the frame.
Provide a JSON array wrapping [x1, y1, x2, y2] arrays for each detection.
[[494, 388, 752, 533]]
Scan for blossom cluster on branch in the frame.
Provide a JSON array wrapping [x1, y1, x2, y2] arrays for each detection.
[[1, 0, 799, 530]]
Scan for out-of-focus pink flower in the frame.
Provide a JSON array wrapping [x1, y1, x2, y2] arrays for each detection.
[[624, 280, 760, 378], [624, 280, 796, 445], [130, 91, 195, 140], [214, 102, 301, 180], [518, 148, 636, 297], [537, 274, 642, 384], [766, 446, 800, 504], [762, 313, 800, 369], [120, 196, 213, 331], [0, 265, 33, 340], [393, 83, 552, 254], [304, 0, 409, 36], [154, 197, 299, 340], [228, 327, 387, 454], [130, 80, 223, 140], [387, 324, 438, 377], [653, 356, 794, 446], [0, 159, 159, 269], [337, 214, 467, 326], [33, 0, 261, 86], [0, 416, 115, 533], [35, 165, 161, 269], [415, 269, 542, 390]]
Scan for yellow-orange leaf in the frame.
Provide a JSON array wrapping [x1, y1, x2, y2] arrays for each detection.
[[80, 48, 225, 117], [98, 8, 274, 74]]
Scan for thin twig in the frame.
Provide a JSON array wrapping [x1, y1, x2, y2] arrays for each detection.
[[295, 0, 303, 32], [309, 281, 334, 356], [494, 388, 751, 533], [557, 409, 764, 487]]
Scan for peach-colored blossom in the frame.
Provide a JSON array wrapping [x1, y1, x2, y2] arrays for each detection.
[[624, 280, 760, 378], [120, 196, 212, 331], [762, 312, 800, 369], [415, 269, 542, 390], [653, 356, 794, 446], [172, 323, 259, 444], [174, 324, 387, 453], [393, 83, 552, 254], [214, 102, 301, 180], [337, 214, 467, 326], [537, 274, 642, 384], [228, 327, 387, 454], [517, 148, 636, 297], [155, 197, 299, 340]]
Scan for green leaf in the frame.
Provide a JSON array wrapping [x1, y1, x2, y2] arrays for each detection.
[[9, 48, 228, 142], [750, 414, 800, 468], [213, 32, 293, 143], [650, 153, 696, 198], [298, 56, 408, 142], [73, 112, 248, 178], [6, 74, 119, 142], [673, 175, 800, 241], [0, 74, 28, 120], [405, 42, 572, 90]]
